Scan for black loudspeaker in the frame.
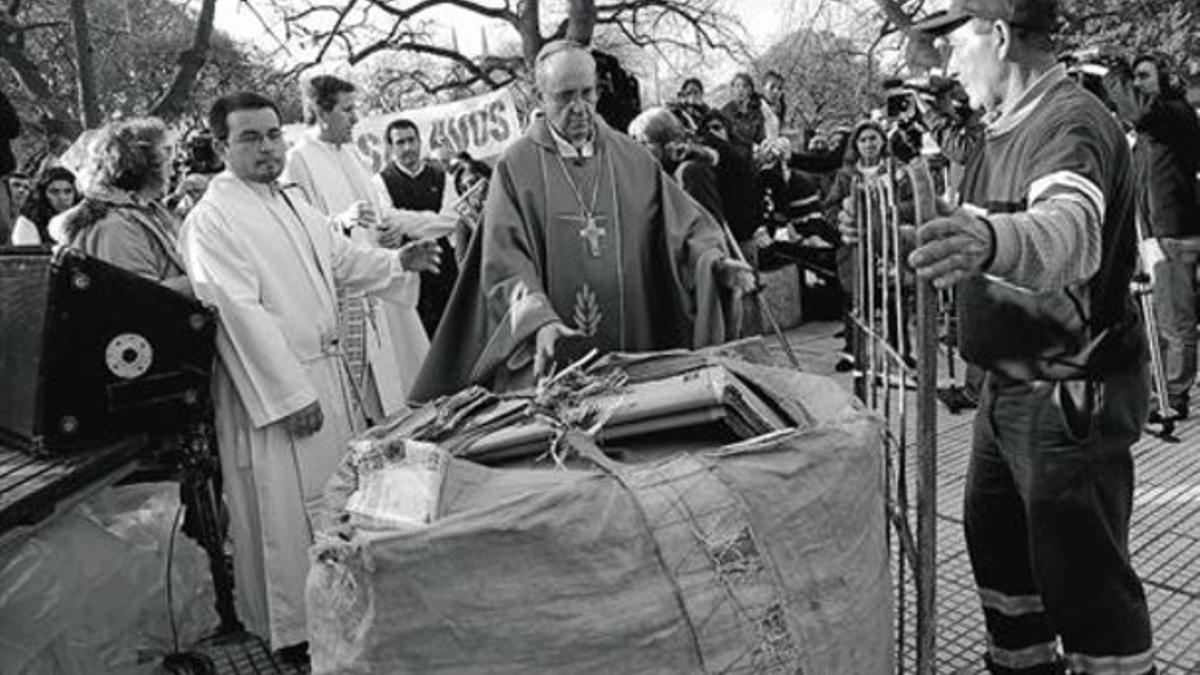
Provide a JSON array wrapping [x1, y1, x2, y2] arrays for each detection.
[[0, 247, 216, 455]]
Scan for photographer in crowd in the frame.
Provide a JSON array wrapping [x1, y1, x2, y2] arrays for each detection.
[[1107, 54, 1200, 423], [908, 0, 1156, 672]]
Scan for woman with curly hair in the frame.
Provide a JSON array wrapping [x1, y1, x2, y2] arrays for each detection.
[[59, 117, 192, 297], [10, 166, 79, 246]]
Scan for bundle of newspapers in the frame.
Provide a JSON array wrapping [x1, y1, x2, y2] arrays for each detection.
[[308, 345, 892, 674]]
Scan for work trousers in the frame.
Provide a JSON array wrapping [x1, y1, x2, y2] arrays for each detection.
[[965, 366, 1156, 674], [1152, 237, 1200, 410]]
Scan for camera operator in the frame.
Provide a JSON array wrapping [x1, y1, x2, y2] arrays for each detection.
[[908, 0, 1156, 672], [1107, 54, 1200, 422]]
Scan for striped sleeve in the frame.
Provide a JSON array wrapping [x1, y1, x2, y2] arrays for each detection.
[[986, 122, 1109, 289]]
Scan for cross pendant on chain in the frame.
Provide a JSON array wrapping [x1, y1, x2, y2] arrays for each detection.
[[566, 213, 608, 257]]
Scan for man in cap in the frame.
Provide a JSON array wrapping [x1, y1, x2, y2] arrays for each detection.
[[411, 40, 752, 400], [908, 0, 1156, 672]]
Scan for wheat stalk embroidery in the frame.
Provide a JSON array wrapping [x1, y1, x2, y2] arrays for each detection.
[[573, 284, 602, 337]]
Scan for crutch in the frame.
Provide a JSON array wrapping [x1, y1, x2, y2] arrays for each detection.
[[1133, 213, 1177, 440]]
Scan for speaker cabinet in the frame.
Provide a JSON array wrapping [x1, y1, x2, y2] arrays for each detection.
[[0, 247, 215, 455]]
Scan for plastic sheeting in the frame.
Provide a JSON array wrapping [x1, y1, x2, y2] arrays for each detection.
[[0, 482, 218, 675], [309, 356, 891, 674]]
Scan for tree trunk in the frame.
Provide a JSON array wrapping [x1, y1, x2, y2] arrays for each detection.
[[516, 0, 543, 68], [68, 0, 100, 129], [565, 0, 596, 45], [148, 0, 217, 120]]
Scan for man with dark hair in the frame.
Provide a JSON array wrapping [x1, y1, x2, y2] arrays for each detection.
[[1109, 54, 1200, 422], [412, 40, 753, 400], [180, 90, 440, 661], [283, 76, 450, 415], [907, 0, 1157, 672], [302, 75, 355, 124], [375, 117, 460, 336]]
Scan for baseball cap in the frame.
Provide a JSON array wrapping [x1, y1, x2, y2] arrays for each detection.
[[911, 0, 1058, 36]]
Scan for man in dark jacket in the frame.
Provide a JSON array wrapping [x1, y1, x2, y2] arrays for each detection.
[[1112, 54, 1200, 420]]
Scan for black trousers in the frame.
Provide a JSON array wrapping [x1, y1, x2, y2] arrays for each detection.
[[965, 366, 1156, 674]]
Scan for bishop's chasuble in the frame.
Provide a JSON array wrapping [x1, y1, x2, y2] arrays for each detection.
[[179, 172, 416, 649], [411, 117, 739, 401], [282, 131, 428, 415]]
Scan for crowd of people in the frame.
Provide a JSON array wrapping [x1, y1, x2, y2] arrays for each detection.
[[0, 0, 1196, 670]]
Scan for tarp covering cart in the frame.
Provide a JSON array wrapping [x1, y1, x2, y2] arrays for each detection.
[[307, 346, 892, 674]]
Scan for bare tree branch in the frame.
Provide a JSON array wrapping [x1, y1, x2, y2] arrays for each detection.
[[147, 0, 218, 119], [274, 0, 748, 91]]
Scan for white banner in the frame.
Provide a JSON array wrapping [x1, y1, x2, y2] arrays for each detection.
[[285, 86, 521, 173]]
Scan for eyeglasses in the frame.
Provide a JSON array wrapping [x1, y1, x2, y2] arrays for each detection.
[[231, 129, 285, 148], [551, 87, 597, 106]]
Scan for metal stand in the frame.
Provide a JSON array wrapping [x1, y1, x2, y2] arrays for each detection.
[[179, 417, 243, 636]]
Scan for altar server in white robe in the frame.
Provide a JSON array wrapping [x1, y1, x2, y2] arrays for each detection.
[[179, 91, 440, 655], [283, 76, 456, 412]]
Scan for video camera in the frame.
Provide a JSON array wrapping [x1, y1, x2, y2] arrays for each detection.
[[882, 75, 972, 162], [183, 131, 223, 175], [883, 76, 972, 128]]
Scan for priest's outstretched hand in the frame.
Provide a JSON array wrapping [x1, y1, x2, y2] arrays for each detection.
[[398, 238, 442, 273], [714, 258, 756, 294], [283, 400, 324, 438], [337, 200, 379, 231], [534, 321, 584, 378]]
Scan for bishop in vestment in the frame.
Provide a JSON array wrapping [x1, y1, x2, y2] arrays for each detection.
[[179, 92, 439, 652], [412, 41, 752, 401]]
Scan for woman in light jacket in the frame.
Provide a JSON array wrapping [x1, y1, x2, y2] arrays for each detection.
[[59, 117, 192, 298]]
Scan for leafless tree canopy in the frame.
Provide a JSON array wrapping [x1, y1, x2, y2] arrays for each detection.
[[261, 0, 748, 94]]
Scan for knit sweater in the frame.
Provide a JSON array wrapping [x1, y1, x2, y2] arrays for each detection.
[[957, 65, 1143, 379]]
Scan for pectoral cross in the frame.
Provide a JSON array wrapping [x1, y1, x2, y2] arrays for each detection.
[[565, 213, 608, 258]]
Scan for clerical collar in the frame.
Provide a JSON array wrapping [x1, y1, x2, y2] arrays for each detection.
[[546, 121, 595, 159], [394, 160, 427, 179]]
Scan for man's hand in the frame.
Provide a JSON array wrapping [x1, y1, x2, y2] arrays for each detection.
[[397, 238, 441, 273], [1139, 237, 1165, 286], [282, 400, 324, 438], [339, 200, 379, 231], [376, 223, 408, 249], [534, 321, 584, 378], [908, 204, 994, 289], [714, 257, 756, 294]]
